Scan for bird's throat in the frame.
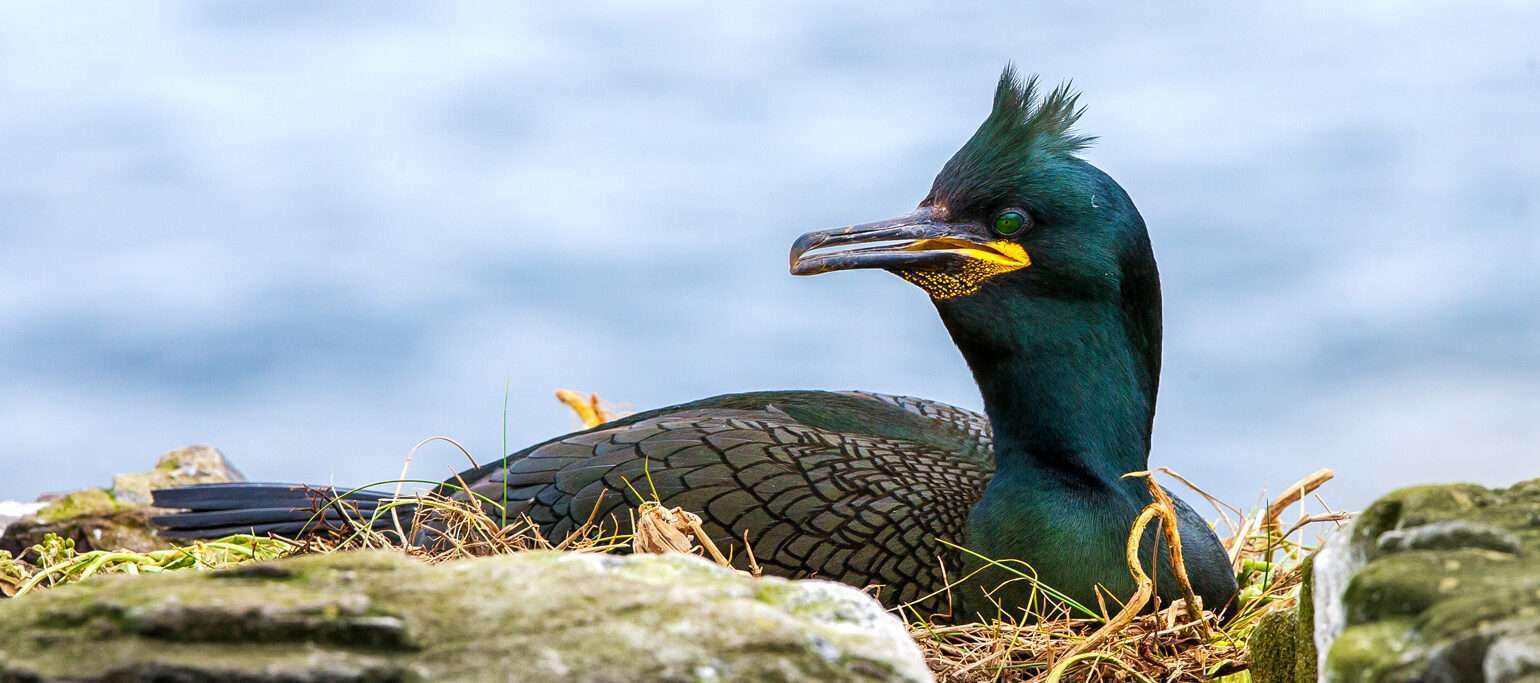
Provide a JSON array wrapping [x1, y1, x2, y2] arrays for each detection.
[[943, 299, 1158, 490]]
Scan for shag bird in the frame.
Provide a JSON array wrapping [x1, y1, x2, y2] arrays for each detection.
[[153, 67, 1238, 618]]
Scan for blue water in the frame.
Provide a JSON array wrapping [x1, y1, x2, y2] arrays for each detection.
[[2, 3, 1536, 517]]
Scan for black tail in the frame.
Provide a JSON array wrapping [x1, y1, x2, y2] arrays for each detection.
[[150, 483, 416, 541]]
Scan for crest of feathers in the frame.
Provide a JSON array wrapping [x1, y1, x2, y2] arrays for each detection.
[[987, 64, 1095, 155], [926, 65, 1095, 212]]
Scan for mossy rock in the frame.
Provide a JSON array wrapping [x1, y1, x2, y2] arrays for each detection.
[[0, 550, 931, 682], [1246, 558, 1319, 683], [34, 488, 121, 524], [0, 445, 243, 556], [110, 444, 245, 506], [0, 507, 162, 558], [0, 485, 158, 556], [1249, 608, 1300, 683], [1322, 477, 1540, 682]]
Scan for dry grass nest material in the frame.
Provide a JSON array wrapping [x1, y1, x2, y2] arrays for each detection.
[[906, 467, 1341, 682]]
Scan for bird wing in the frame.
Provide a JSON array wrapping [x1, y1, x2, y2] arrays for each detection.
[[458, 391, 993, 608]]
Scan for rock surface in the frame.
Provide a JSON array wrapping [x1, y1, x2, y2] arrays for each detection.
[[1319, 478, 1540, 682], [0, 445, 242, 555], [0, 549, 932, 683], [110, 444, 245, 506], [1246, 556, 1319, 683]]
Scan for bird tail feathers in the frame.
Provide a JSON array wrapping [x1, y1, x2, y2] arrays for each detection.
[[150, 482, 414, 541]]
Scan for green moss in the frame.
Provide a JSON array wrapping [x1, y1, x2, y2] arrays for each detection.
[[1247, 563, 1322, 683], [1352, 497, 1404, 549], [755, 580, 801, 606], [1325, 620, 1418, 682], [1345, 549, 1528, 623], [1248, 608, 1298, 683], [35, 489, 119, 524], [1417, 585, 1540, 641], [1293, 556, 1317, 683], [1352, 484, 1501, 552]]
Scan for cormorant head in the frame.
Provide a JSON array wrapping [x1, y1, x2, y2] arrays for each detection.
[[791, 66, 1160, 370]]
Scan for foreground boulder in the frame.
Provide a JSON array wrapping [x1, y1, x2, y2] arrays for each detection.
[[1251, 477, 1540, 682], [0, 550, 931, 682], [1321, 478, 1540, 682], [0, 445, 242, 556]]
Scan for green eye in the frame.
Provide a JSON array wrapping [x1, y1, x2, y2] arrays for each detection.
[[993, 210, 1027, 236]]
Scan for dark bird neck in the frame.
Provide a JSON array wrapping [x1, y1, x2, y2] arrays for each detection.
[[941, 289, 1165, 614], [943, 292, 1161, 497]]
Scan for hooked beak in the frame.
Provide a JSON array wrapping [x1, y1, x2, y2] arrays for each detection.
[[789, 207, 1030, 276]]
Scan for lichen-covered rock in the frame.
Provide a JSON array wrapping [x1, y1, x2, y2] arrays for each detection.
[[0, 445, 243, 555], [0, 550, 932, 683], [35, 486, 123, 523], [1246, 556, 1320, 683], [1320, 478, 1540, 682], [0, 495, 161, 556], [109, 444, 245, 506], [1250, 608, 1301, 683]]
